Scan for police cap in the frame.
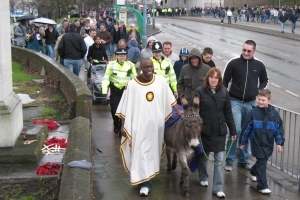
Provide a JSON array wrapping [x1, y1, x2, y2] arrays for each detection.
[[152, 41, 163, 52], [115, 48, 127, 55]]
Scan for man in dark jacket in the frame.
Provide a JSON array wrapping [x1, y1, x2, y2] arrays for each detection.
[[177, 48, 210, 105], [223, 40, 269, 172], [58, 23, 87, 76], [45, 24, 59, 59], [279, 10, 289, 33]]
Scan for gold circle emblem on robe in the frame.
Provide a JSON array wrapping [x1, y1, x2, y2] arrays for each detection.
[[146, 92, 154, 102]]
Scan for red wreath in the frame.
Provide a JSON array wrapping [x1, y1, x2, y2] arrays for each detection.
[[45, 137, 68, 148], [36, 162, 61, 175], [33, 120, 59, 130]]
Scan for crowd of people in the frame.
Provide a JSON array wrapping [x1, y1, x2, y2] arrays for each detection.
[[12, 8, 286, 198]]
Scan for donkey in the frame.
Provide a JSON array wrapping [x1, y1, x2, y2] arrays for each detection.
[[164, 94, 203, 198]]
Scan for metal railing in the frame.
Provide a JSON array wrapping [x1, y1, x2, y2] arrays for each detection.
[[269, 105, 300, 185]]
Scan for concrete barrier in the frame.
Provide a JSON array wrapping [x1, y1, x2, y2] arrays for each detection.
[[58, 117, 91, 200], [11, 46, 92, 122]]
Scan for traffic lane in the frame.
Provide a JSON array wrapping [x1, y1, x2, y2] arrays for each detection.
[[155, 21, 300, 112], [160, 22, 300, 97]]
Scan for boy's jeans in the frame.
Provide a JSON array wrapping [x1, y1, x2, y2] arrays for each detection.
[[226, 99, 256, 165], [199, 151, 224, 193], [280, 22, 286, 32], [250, 158, 268, 190]]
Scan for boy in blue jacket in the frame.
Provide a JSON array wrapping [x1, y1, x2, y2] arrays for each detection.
[[239, 89, 284, 194]]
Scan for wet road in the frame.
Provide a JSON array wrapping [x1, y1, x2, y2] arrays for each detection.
[[156, 18, 300, 113]]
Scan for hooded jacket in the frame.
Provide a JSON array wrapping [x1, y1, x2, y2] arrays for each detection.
[[127, 39, 140, 63], [173, 47, 189, 80], [240, 105, 284, 158], [140, 36, 156, 59], [177, 48, 210, 105], [223, 55, 269, 102]]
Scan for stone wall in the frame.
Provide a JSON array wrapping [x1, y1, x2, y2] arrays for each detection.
[[11, 46, 92, 122]]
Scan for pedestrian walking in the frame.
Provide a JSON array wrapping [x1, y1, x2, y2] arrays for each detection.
[[240, 89, 284, 195], [227, 9, 232, 24], [195, 67, 237, 199], [151, 41, 178, 99], [289, 11, 297, 33], [279, 11, 289, 33], [173, 47, 189, 80], [13, 19, 28, 47], [57, 24, 87, 76], [116, 58, 182, 196], [102, 48, 137, 135], [45, 24, 59, 59], [223, 40, 269, 172], [201, 47, 216, 68], [177, 48, 210, 105]]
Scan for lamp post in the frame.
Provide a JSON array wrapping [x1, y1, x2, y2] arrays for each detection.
[[152, 0, 155, 29], [142, 0, 147, 49]]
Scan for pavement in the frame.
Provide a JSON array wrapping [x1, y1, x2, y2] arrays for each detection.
[[90, 17, 300, 199], [1, 16, 300, 199]]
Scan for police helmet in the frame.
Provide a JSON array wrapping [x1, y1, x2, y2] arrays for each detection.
[[152, 41, 163, 52]]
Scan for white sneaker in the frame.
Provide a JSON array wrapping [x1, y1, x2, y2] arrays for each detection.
[[200, 180, 208, 187], [259, 188, 271, 194], [224, 164, 232, 171], [251, 176, 257, 182], [139, 187, 149, 196], [215, 191, 225, 198]]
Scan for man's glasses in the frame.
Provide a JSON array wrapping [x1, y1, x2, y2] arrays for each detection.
[[242, 49, 252, 53]]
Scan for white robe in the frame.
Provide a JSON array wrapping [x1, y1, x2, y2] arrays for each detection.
[[116, 75, 176, 185]]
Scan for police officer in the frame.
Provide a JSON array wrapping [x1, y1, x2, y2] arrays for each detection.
[[102, 48, 137, 135], [151, 41, 178, 99]]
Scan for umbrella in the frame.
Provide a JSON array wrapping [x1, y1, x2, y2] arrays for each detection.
[[16, 15, 36, 21], [32, 18, 57, 25]]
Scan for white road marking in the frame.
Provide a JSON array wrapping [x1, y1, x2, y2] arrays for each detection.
[[216, 56, 222, 59], [270, 83, 281, 88], [278, 52, 290, 57], [285, 90, 299, 97]]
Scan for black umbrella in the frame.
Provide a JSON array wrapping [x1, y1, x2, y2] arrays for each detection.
[[16, 15, 36, 22]]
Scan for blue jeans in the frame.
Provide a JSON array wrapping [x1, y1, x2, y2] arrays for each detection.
[[291, 22, 296, 32], [106, 49, 110, 57], [280, 22, 286, 32], [140, 180, 152, 190], [226, 98, 256, 165], [46, 44, 55, 59], [250, 158, 268, 190], [199, 151, 224, 193], [64, 59, 82, 76]]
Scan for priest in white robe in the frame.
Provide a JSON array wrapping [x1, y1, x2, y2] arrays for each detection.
[[116, 58, 182, 196]]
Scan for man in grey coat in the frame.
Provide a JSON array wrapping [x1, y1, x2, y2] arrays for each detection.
[[177, 48, 210, 105]]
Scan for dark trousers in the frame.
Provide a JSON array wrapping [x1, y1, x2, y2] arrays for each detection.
[[250, 158, 268, 190], [109, 85, 124, 129]]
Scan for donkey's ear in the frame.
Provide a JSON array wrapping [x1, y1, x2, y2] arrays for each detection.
[[193, 93, 200, 109], [180, 95, 189, 109]]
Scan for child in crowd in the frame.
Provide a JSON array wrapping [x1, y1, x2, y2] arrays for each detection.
[[239, 89, 284, 194], [173, 47, 189, 80]]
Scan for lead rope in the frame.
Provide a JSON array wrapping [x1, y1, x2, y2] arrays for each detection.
[[200, 138, 234, 166]]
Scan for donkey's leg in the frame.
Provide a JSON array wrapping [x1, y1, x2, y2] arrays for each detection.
[[178, 153, 190, 197], [172, 152, 177, 170], [166, 148, 173, 172]]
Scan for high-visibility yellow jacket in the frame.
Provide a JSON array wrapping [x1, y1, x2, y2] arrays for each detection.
[[168, 8, 172, 13], [151, 57, 177, 92], [102, 60, 137, 94]]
